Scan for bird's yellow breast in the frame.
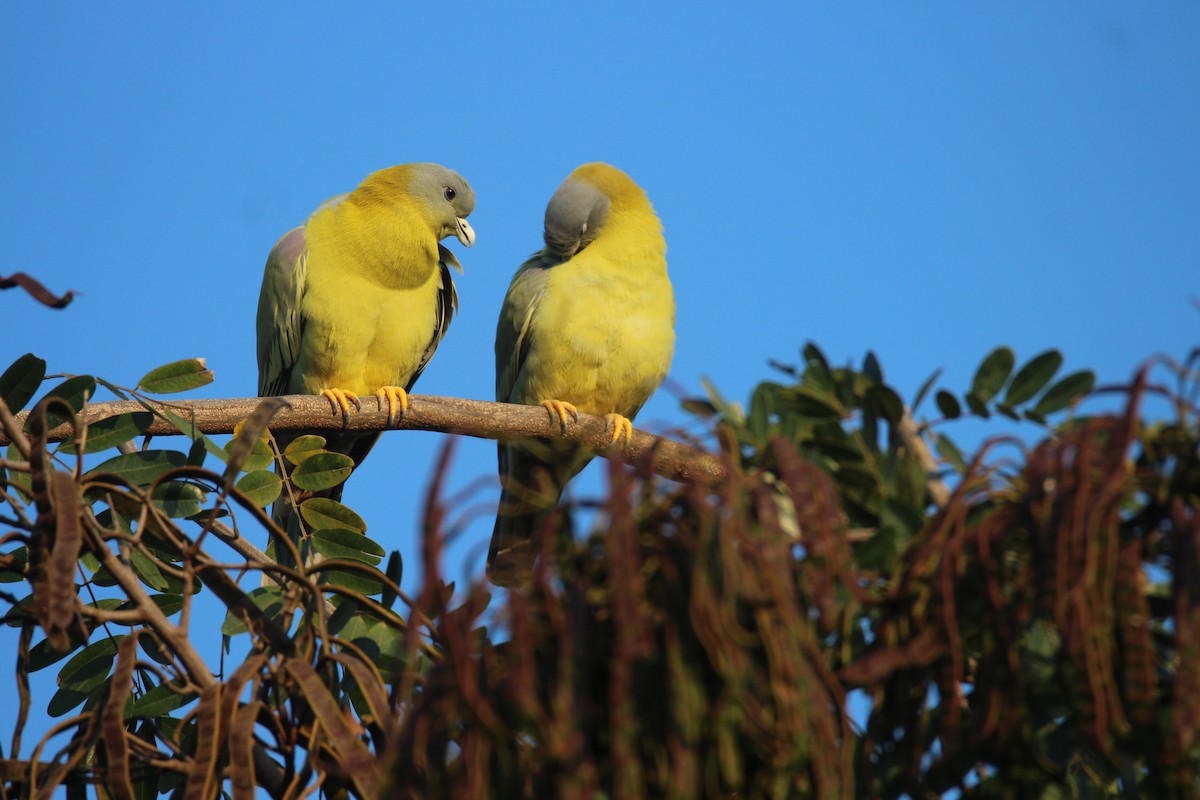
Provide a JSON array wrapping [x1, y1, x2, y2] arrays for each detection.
[[518, 216, 674, 417], [289, 197, 443, 396]]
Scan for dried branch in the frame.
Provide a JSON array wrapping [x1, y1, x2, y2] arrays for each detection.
[[0, 272, 75, 309], [1, 393, 727, 487]]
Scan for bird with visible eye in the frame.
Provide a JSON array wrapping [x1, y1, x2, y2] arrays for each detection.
[[255, 162, 475, 538], [489, 162, 675, 586]]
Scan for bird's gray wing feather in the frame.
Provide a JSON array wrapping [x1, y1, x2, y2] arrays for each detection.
[[495, 250, 556, 405], [256, 226, 308, 398]]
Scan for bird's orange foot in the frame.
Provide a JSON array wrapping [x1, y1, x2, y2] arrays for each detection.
[[374, 386, 410, 427], [541, 399, 579, 434], [604, 413, 635, 446], [320, 388, 361, 424]]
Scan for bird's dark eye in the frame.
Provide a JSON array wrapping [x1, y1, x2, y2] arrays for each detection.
[[443, 186, 456, 202]]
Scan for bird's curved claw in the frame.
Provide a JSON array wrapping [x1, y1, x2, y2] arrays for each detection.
[[321, 388, 361, 425], [604, 413, 635, 446], [541, 399, 579, 435], [374, 386, 410, 427]]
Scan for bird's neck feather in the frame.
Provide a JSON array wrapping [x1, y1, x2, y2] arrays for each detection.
[[309, 196, 439, 289], [585, 205, 666, 273]]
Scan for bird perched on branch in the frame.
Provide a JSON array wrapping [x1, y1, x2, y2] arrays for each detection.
[[256, 162, 475, 536], [490, 163, 674, 585]]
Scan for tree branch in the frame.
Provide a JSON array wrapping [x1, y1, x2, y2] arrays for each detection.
[[2, 394, 727, 487]]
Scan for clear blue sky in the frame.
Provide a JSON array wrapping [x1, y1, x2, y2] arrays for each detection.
[[2, 3, 1198, 756]]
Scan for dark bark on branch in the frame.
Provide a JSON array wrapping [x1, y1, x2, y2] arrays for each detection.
[[2, 394, 727, 487]]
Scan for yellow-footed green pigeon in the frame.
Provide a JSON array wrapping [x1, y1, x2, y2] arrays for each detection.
[[490, 162, 674, 585], [256, 163, 475, 535]]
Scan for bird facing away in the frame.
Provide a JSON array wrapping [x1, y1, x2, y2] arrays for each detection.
[[490, 162, 675, 585], [256, 162, 475, 535]]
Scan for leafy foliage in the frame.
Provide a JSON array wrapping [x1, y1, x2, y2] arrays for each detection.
[[0, 340, 1197, 799]]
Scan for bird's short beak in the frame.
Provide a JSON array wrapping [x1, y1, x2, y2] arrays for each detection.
[[455, 217, 475, 247]]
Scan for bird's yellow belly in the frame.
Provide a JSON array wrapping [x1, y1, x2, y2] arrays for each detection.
[[523, 266, 674, 416], [295, 271, 439, 395]]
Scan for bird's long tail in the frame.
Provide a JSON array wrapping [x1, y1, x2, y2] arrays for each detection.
[[487, 443, 579, 587]]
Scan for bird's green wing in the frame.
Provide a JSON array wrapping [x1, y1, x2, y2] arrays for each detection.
[[256, 226, 308, 397], [495, 251, 555, 405]]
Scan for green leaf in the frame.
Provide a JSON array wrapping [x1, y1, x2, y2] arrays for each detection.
[[780, 385, 845, 419], [0, 545, 28, 583], [125, 679, 194, 718], [326, 596, 361, 635], [748, 382, 781, 445], [5, 442, 32, 498], [866, 385, 905, 425], [153, 406, 228, 463], [27, 375, 97, 432], [48, 684, 96, 718], [0, 353, 46, 412], [130, 547, 169, 591], [315, 566, 386, 596], [700, 377, 744, 427], [893, 454, 928, 511], [832, 367, 872, 407], [1032, 370, 1096, 416], [854, 526, 900, 573], [51, 637, 123, 716], [860, 398, 879, 454], [680, 398, 717, 418], [802, 342, 834, 390], [151, 481, 206, 518], [835, 463, 881, 493], [284, 435, 328, 466], [300, 498, 367, 533], [27, 637, 78, 672], [58, 412, 154, 455], [185, 437, 207, 467], [224, 435, 274, 472], [863, 351, 884, 384], [912, 368, 942, 412], [291, 452, 354, 492], [1023, 409, 1047, 425], [113, 594, 184, 622], [88, 450, 186, 486], [882, 495, 925, 542], [969, 346, 1016, 403], [93, 377, 131, 402], [382, 551, 402, 609], [156, 567, 202, 596], [136, 358, 215, 394], [138, 631, 175, 666], [2, 592, 35, 625], [1019, 618, 1062, 684], [994, 403, 1021, 421], [222, 586, 287, 636], [964, 392, 991, 418], [337, 616, 406, 682], [807, 432, 864, 464], [235, 470, 283, 508], [224, 397, 289, 476], [935, 434, 968, 473], [934, 390, 961, 420], [311, 528, 385, 565], [1004, 350, 1063, 407]]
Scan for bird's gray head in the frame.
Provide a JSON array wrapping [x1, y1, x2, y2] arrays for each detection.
[[407, 163, 476, 247], [543, 176, 610, 258]]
